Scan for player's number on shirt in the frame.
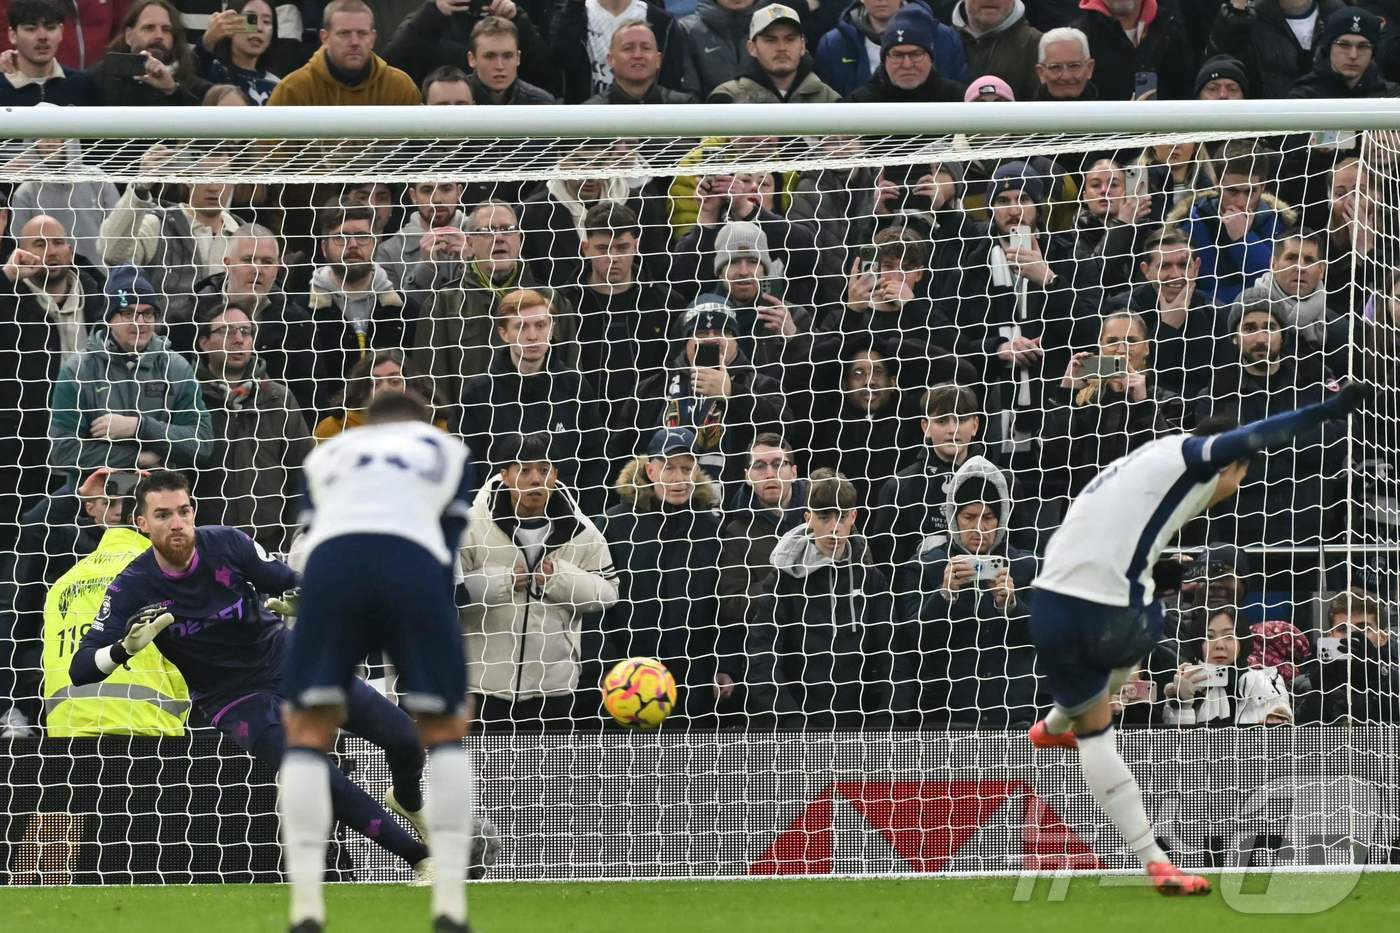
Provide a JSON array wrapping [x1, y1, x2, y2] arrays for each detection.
[[348, 436, 446, 484]]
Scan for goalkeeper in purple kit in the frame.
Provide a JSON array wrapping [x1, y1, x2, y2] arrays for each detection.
[[68, 470, 437, 887]]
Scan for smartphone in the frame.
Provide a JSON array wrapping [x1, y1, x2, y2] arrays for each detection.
[[1124, 164, 1148, 200], [1134, 71, 1158, 100], [106, 52, 149, 77], [973, 556, 1007, 583], [467, 0, 491, 15], [1309, 130, 1358, 151], [1007, 224, 1032, 253], [1120, 679, 1156, 704], [694, 342, 722, 369], [1199, 664, 1231, 689], [1079, 354, 1126, 378], [1317, 636, 1348, 663]]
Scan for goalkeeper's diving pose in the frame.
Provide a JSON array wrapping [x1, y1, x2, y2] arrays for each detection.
[[1027, 381, 1365, 894], [68, 469, 437, 892]]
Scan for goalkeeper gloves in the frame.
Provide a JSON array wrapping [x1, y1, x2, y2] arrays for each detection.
[[265, 588, 300, 618], [120, 604, 175, 655]]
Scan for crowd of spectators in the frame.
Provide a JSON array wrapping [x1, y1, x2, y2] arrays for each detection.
[[0, 0, 1397, 738]]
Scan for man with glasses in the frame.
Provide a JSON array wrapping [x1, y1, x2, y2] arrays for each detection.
[[844, 3, 968, 102], [193, 303, 312, 552], [414, 200, 575, 409], [1033, 27, 1099, 101], [48, 264, 211, 485], [307, 205, 420, 415], [1290, 6, 1399, 96]]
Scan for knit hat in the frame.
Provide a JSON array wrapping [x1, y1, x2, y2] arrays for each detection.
[[1193, 54, 1251, 98], [1246, 621, 1312, 685], [952, 476, 1001, 520], [713, 220, 774, 276], [104, 264, 161, 321], [986, 160, 1046, 207], [684, 296, 740, 336], [881, 4, 938, 58], [1322, 6, 1382, 49], [930, 160, 967, 202], [964, 75, 1015, 102]]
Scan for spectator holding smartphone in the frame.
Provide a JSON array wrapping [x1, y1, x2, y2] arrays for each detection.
[[91, 0, 211, 106], [897, 455, 1041, 729], [193, 0, 281, 104], [1163, 606, 1293, 726]]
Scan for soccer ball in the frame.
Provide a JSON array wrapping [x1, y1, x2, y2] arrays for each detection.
[[602, 657, 677, 730]]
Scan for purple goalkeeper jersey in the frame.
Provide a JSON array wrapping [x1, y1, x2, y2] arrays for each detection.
[[72, 525, 300, 713]]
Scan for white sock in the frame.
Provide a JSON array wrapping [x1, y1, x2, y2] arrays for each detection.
[[1044, 706, 1073, 735], [280, 748, 332, 924], [1077, 728, 1168, 868], [426, 743, 472, 923]]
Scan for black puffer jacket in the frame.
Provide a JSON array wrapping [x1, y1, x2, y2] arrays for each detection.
[[1207, 0, 1345, 98], [1073, 0, 1197, 100]]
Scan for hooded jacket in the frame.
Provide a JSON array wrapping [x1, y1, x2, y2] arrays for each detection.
[[460, 474, 618, 700], [307, 263, 420, 413], [194, 358, 312, 552], [897, 455, 1041, 727], [1072, 0, 1197, 100], [716, 478, 808, 644], [597, 456, 725, 692], [1208, 0, 1345, 98], [744, 524, 915, 726], [708, 56, 843, 103], [48, 330, 212, 480], [950, 0, 1042, 100], [814, 0, 968, 95], [1168, 189, 1299, 306], [266, 48, 420, 105], [458, 348, 611, 514], [679, 0, 758, 96], [9, 138, 118, 270]]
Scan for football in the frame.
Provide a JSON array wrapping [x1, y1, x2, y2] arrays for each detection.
[[602, 657, 677, 730]]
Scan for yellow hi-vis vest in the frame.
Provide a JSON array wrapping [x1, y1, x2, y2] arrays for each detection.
[[42, 526, 190, 736]]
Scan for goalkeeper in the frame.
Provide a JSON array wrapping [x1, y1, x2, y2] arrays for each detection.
[[1028, 381, 1366, 895], [67, 470, 435, 879]]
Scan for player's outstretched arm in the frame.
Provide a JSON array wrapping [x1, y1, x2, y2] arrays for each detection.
[[1185, 381, 1367, 476], [69, 600, 175, 686]]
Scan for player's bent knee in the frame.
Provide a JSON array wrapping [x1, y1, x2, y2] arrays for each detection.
[[1072, 697, 1113, 737]]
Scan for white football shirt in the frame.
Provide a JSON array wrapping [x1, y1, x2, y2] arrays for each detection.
[[300, 420, 472, 566], [1034, 434, 1222, 608]]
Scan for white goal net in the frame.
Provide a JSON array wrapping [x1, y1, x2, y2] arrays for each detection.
[[0, 104, 1397, 884]]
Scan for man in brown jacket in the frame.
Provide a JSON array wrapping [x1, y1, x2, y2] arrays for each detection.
[[268, 0, 420, 105], [949, 0, 1042, 102]]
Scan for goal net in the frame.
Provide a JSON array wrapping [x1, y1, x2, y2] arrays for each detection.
[[0, 104, 1396, 884]]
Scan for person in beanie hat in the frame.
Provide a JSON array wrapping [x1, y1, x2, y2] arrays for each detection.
[[713, 220, 778, 281], [815, 0, 969, 97], [986, 159, 1048, 207], [709, 220, 808, 383], [844, 4, 970, 102], [47, 263, 211, 485], [965, 74, 1016, 100], [1194, 54, 1250, 99], [1208, 0, 1347, 99], [1290, 6, 1399, 96]]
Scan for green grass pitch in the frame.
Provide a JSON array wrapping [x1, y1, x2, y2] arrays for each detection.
[[6, 873, 1400, 932]]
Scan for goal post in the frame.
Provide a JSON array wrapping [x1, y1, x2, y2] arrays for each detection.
[[0, 101, 1397, 884]]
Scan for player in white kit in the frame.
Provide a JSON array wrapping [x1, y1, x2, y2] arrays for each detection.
[[1028, 382, 1364, 894], [279, 391, 477, 933]]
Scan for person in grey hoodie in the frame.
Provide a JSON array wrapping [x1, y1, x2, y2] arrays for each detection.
[[678, 0, 759, 96], [948, 0, 1042, 101], [6, 132, 117, 270], [374, 180, 470, 295], [47, 264, 212, 485], [744, 468, 918, 729], [896, 454, 1042, 728]]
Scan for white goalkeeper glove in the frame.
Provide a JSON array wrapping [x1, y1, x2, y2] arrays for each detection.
[[120, 604, 175, 655], [265, 588, 300, 618]]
